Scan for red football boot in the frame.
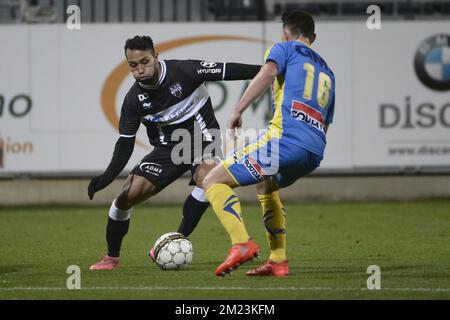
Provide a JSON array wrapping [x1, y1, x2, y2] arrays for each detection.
[[245, 260, 289, 277], [89, 255, 119, 271], [215, 239, 260, 276], [148, 247, 156, 262]]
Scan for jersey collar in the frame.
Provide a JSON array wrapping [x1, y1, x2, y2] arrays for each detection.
[[295, 39, 311, 48], [138, 60, 167, 90]]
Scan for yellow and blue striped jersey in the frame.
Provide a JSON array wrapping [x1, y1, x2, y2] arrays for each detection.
[[265, 40, 335, 156]]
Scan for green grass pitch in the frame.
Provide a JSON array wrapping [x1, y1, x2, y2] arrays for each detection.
[[0, 200, 449, 299]]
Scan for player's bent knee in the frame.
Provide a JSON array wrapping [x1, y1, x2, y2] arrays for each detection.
[[256, 177, 279, 194], [115, 189, 132, 210], [202, 168, 221, 190], [255, 181, 266, 194], [194, 162, 217, 188], [115, 175, 158, 209], [203, 165, 237, 191]]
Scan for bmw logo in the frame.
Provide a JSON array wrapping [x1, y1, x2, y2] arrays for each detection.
[[414, 34, 450, 91]]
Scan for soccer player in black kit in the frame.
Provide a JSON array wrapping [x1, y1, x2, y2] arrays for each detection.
[[88, 36, 260, 270]]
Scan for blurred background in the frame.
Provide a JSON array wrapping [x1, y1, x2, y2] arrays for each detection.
[[1, 0, 450, 23], [0, 0, 449, 204]]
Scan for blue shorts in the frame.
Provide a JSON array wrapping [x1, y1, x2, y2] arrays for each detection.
[[223, 130, 323, 188]]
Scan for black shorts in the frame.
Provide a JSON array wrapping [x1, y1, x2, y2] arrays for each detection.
[[130, 141, 222, 191]]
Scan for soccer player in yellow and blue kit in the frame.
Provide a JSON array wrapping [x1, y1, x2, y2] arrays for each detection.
[[203, 10, 335, 276]]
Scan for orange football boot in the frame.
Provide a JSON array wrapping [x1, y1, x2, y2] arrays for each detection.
[[245, 260, 289, 277], [89, 256, 119, 271], [215, 239, 260, 276]]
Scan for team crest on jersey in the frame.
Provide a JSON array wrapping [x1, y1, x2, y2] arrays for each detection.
[[169, 82, 182, 98]]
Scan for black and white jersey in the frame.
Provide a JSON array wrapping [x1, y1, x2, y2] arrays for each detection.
[[118, 59, 232, 146]]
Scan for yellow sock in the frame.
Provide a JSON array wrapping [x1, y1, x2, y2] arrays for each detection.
[[206, 184, 249, 245], [257, 191, 286, 262]]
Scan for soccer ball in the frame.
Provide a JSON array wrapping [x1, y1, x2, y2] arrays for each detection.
[[151, 232, 193, 270]]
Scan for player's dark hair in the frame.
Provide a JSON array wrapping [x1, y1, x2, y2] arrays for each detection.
[[281, 10, 315, 41], [124, 35, 155, 55]]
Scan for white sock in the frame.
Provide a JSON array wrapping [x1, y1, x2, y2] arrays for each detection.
[[191, 186, 208, 203], [108, 200, 132, 221]]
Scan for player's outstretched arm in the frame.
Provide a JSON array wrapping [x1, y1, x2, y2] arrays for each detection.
[[192, 59, 260, 82], [88, 136, 135, 200], [228, 61, 278, 132], [222, 63, 261, 81]]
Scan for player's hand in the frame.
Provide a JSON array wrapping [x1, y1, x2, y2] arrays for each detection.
[[88, 174, 114, 200], [227, 111, 243, 140]]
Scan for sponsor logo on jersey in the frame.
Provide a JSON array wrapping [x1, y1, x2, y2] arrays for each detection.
[[414, 34, 450, 91], [197, 68, 222, 75], [243, 156, 265, 182], [291, 100, 325, 133], [200, 61, 217, 68], [169, 82, 183, 98], [139, 162, 163, 176], [138, 93, 149, 101], [142, 102, 152, 109]]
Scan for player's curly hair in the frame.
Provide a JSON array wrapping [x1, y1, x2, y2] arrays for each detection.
[[124, 35, 155, 55], [281, 10, 315, 41]]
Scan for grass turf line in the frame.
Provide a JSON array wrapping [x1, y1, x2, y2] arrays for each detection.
[[0, 200, 449, 299]]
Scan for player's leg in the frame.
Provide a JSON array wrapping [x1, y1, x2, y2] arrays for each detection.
[[90, 174, 159, 270], [203, 164, 249, 244], [203, 164, 260, 276], [256, 178, 285, 264], [203, 129, 280, 249], [175, 162, 216, 237], [246, 178, 289, 277], [202, 129, 282, 276], [176, 187, 209, 236], [91, 145, 190, 270], [175, 102, 223, 238], [247, 145, 323, 276], [176, 134, 223, 237]]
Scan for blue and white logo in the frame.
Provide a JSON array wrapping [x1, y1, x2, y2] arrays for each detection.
[[414, 34, 450, 91]]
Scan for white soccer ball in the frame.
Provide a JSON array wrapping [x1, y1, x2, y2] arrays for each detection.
[[152, 232, 193, 270]]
